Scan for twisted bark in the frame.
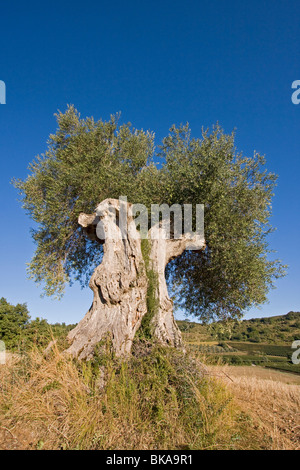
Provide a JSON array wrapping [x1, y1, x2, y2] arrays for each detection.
[[65, 199, 205, 359]]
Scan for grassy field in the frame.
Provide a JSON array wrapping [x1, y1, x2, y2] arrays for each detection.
[[0, 310, 299, 450], [0, 345, 299, 450], [214, 365, 300, 384], [179, 312, 300, 375], [176, 313, 300, 449], [0, 346, 299, 450], [210, 365, 300, 449], [0, 344, 262, 450]]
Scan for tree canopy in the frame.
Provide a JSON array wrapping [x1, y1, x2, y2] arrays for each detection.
[[0, 297, 75, 350], [14, 106, 286, 321], [0, 297, 30, 348]]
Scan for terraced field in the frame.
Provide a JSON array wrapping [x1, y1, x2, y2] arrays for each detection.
[[177, 312, 300, 375]]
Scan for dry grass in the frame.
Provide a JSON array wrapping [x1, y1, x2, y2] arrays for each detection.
[[0, 345, 257, 450], [0, 345, 297, 450], [210, 365, 300, 450]]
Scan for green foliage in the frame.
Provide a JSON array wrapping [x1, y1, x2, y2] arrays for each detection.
[[0, 298, 75, 351], [163, 125, 286, 321], [181, 312, 300, 345], [0, 297, 30, 349], [265, 363, 300, 374], [83, 344, 242, 449], [229, 342, 292, 357], [14, 106, 286, 320], [181, 313, 300, 374], [13, 106, 155, 298], [177, 320, 195, 332], [138, 239, 159, 339]]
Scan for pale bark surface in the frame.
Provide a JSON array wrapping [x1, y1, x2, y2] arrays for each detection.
[[148, 224, 205, 350], [65, 199, 205, 359]]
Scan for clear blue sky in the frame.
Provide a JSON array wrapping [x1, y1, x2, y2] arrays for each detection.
[[0, 0, 299, 324]]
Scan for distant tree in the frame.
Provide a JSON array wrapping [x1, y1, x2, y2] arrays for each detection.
[[0, 298, 76, 351], [286, 311, 299, 320], [0, 298, 30, 349], [248, 332, 261, 343], [232, 333, 243, 341], [22, 317, 52, 348]]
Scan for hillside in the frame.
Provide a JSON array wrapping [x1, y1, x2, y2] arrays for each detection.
[[177, 312, 300, 374], [177, 311, 300, 344]]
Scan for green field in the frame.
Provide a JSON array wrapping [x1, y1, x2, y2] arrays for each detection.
[[178, 311, 300, 375], [228, 342, 291, 357]]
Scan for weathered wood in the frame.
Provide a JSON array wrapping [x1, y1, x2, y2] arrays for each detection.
[[65, 199, 205, 359]]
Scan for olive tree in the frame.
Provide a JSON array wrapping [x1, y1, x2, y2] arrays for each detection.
[[14, 106, 285, 357]]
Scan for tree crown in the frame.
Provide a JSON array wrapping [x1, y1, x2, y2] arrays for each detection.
[[14, 106, 286, 320]]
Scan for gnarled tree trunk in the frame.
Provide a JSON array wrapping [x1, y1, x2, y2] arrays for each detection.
[[65, 199, 205, 360]]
